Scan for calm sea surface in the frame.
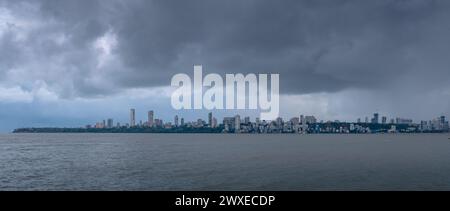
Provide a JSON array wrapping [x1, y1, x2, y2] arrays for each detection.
[[1, 133, 450, 190]]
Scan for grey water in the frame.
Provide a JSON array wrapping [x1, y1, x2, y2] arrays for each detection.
[[1, 133, 450, 191]]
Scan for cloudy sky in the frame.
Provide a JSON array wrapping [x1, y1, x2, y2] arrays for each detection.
[[1, 0, 450, 131]]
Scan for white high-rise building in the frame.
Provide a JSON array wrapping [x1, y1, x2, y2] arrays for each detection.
[[148, 110, 154, 127], [235, 115, 241, 132], [174, 115, 179, 127], [208, 112, 213, 128], [130, 109, 136, 127]]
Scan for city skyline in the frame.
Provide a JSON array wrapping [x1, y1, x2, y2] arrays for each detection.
[[76, 108, 448, 134]]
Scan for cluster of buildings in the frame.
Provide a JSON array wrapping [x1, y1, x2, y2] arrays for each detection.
[[87, 109, 449, 134]]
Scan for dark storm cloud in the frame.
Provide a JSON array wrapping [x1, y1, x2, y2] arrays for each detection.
[[1, 0, 450, 96]]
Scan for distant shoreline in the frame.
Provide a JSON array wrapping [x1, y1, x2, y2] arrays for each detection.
[[12, 127, 449, 134]]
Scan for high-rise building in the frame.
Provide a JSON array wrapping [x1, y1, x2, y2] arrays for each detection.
[[197, 119, 204, 127], [130, 109, 136, 127], [382, 116, 387, 124], [244, 117, 250, 124], [304, 116, 317, 124], [290, 117, 300, 125], [212, 117, 217, 128], [223, 117, 235, 131], [148, 110, 154, 127], [154, 119, 163, 127], [174, 115, 179, 127], [371, 113, 379, 124], [235, 115, 241, 132], [107, 119, 114, 128], [208, 112, 213, 127], [365, 117, 369, 123], [276, 117, 283, 127], [180, 118, 185, 126], [357, 118, 361, 123]]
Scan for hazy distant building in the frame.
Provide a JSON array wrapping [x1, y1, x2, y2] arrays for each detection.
[[180, 118, 185, 126], [235, 115, 241, 132], [382, 116, 387, 124], [197, 119, 204, 127], [290, 117, 300, 125], [212, 117, 217, 128], [390, 118, 395, 124], [154, 119, 163, 127], [396, 118, 413, 124], [304, 116, 317, 124], [371, 113, 379, 124], [244, 117, 250, 124], [130, 109, 136, 127], [208, 112, 213, 127], [107, 119, 114, 128], [276, 117, 283, 127], [148, 110, 154, 127], [223, 117, 235, 131], [440, 116, 447, 130], [174, 115, 179, 127]]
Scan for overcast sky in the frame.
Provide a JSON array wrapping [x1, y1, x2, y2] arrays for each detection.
[[1, 0, 450, 131]]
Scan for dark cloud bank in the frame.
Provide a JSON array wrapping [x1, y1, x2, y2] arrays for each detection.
[[1, 0, 449, 94]]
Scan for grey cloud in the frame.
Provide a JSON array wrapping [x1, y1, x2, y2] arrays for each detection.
[[1, 0, 450, 97]]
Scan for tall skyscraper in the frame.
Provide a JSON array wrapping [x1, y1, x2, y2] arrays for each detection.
[[181, 118, 184, 126], [107, 119, 114, 128], [212, 117, 217, 128], [148, 110, 154, 127], [174, 115, 179, 127], [208, 112, 213, 128], [130, 108, 136, 127], [235, 115, 241, 132]]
